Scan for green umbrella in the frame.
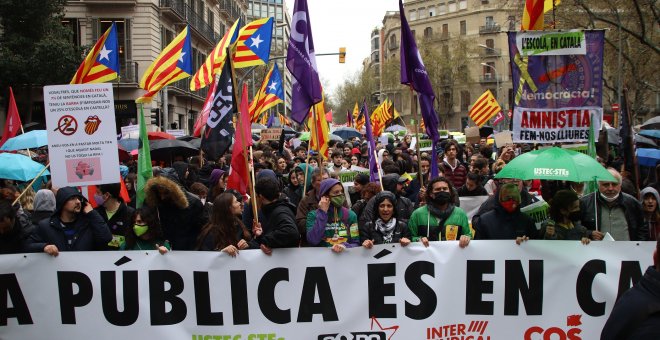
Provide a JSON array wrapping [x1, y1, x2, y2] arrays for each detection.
[[299, 131, 310, 141], [495, 147, 616, 182]]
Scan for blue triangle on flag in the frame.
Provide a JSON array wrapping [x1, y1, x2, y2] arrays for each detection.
[[246, 17, 273, 64]]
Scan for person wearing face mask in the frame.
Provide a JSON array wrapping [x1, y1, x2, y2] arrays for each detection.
[[120, 206, 169, 254], [540, 190, 591, 244], [474, 183, 538, 243], [360, 191, 411, 248], [580, 168, 646, 241], [407, 177, 471, 248], [307, 178, 359, 253], [94, 183, 135, 250]]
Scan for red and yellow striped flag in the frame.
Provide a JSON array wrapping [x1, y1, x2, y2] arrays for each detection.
[[233, 18, 273, 68], [469, 90, 502, 127], [190, 19, 241, 91], [522, 0, 545, 30], [353, 102, 365, 131], [307, 94, 330, 160], [136, 26, 192, 103]]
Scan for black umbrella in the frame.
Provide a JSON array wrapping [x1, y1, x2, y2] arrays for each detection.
[[281, 126, 299, 135], [149, 139, 199, 163], [176, 135, 196, 142], [479, 126, 494, 138]]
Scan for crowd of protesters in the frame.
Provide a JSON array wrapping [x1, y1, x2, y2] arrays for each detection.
[[0, 133, 659, 257]]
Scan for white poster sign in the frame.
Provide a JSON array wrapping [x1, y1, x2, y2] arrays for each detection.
[[44, 83, 120, 187], [166, 129, 186, 137], [512, 107, 603, 144], [0, 241, 653, 339], [120, 125, 139, 139]]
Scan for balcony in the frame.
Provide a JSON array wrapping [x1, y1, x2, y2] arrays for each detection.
[[432, 32, 450, 42], [171, 78, 209, 100], [160, 0, 219, 45], [479, 47, 501, 57], [479, 74, 501, 83], [479, 24, 500, 34], [118, 61, 139, 83]]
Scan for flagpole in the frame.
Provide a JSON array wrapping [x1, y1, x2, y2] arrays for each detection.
[[302, 138, 313, 194], [237, 86, 258, 224], [373, 148, 384, 191], [19, 122, 32, 158], [312, 104, 323, 168], [13, 163, 50, 206], [409, 86, 424, 188]]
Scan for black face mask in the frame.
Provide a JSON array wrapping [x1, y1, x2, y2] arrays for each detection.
[[569, 211, 581, 221], [430, 191, 451, 205]]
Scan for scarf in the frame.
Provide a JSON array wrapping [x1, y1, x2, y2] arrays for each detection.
[[427, 203, 455, 225], [375, 217, 397, 243]]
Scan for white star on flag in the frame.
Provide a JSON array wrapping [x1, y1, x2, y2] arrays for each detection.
[[250, 34, 263, 49], [268, 82, 278, 91], [179, 51, 186, 63], [99, 45, 112, 61]]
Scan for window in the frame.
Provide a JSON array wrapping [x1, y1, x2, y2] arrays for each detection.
[[424, 27, 433, 38], [441, 92, 452, 111], [411, 30, 416, 38], [418, 8, 426, 19], [442, 45, 449, 57], [409, 10, 417, 21], [448, 1, 457, 12], [61, 18, 80, 46], [486, 39, 494, 49], [486, 16, 494, 27], [390, 34, 397, 47], [439, 3, 446, 14], [442, 23, 448, 37], [460, 91, 471, 111], [508, 15, 516, 31], [276, 8, 282, 20], [428, 6, 436, 17], [208, 11, 214, 32], [459, 0, 467, 10], [460, 20, 466, 35]]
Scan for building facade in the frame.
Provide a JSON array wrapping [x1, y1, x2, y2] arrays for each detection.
[[40, 0, 248, 134], [246, 0, 291, 117], [380, 0, 517, 130]]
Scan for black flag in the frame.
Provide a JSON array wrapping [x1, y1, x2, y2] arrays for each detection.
[[201, 51, 237, 161]]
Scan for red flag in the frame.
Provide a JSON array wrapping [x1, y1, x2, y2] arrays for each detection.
[[192, 78, 217, 137], [0, 87, 22, 148], [226, 83, 252, 197], [87, 178, 131, 208], [325, 110, 333, 123]]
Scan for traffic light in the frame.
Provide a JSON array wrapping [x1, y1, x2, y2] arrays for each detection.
[[339, 47, 346, 63], [150, 108, 161, 129]]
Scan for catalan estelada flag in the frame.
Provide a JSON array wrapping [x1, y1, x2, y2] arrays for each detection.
[[233, 17, 273, 68], [136, 26, 192, 103], [469, 90, 502, 127], [307, 93, 329, 160], [71, 23, 119, 84], [278, 113, 291, 127], [249, 63, 284, 122], [371, 100, 395, 136], [522, 0, 545, 30], [190, 19, 241, 91]]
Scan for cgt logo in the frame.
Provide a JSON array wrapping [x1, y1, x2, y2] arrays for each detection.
[[317, 332, 385, 340], [524, 315, 582, 340]]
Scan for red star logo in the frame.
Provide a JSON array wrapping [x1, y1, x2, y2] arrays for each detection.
[[371, 316, 399, 340]]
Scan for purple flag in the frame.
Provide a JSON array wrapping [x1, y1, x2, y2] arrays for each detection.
[[286, 0, 322, 124], [399, 0, 440, 178], [362, 101, 380, 182], [266, 112, 275, 128]]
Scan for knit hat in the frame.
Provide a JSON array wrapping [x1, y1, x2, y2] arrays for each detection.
[[318, 178, 341, 200]]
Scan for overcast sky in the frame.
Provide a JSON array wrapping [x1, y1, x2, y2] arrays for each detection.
[[284, 0, 399, 101]]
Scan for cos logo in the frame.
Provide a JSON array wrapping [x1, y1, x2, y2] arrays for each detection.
[[523, 315, 582, 340], [317, 332, 386, 340]]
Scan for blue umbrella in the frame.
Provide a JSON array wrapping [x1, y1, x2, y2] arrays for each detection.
[[638, 129, 660, 139], [118, 138, 139, 151], [0, 130, 48, 151], [637, 148, 660, 167], [0, 153, 50, 181], [331, 127, 362, 140]]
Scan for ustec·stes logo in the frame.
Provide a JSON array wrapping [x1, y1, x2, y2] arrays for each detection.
[[524, 314, 582, 340]]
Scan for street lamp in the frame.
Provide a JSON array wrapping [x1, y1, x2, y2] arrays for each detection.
[[480, 63, 500, 106]]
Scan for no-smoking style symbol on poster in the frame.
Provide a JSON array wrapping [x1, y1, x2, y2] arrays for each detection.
[[55, 115, 78, 135]]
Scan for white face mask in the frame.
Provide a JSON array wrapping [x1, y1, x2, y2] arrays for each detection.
[[200, 198, 206, 205], [600, 192, 619, 203]]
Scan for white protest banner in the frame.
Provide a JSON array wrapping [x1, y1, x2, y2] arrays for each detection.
[[166, 129, 186, 137], [516, 30, 587, 56], [0, 241, 653, 339], [513, 107, 602, 143], [44, 83, 120, 187], [120, 125, 139, 139]]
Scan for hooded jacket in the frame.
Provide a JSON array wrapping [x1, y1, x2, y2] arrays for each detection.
[[144, 175, 206, 250], [641, 187, 660, 240], [579, 191, 646, 241], [359, 174, 414, 233], [252, 196, 300, 248], [30, 189, 56, 226], [359, 191, 410, 244], [471, 186, 538, 231], [601, 266, 660, 340], [306, 178, 359, 248], [0, 208, 34, 254], [28, 187, 112, 252]]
